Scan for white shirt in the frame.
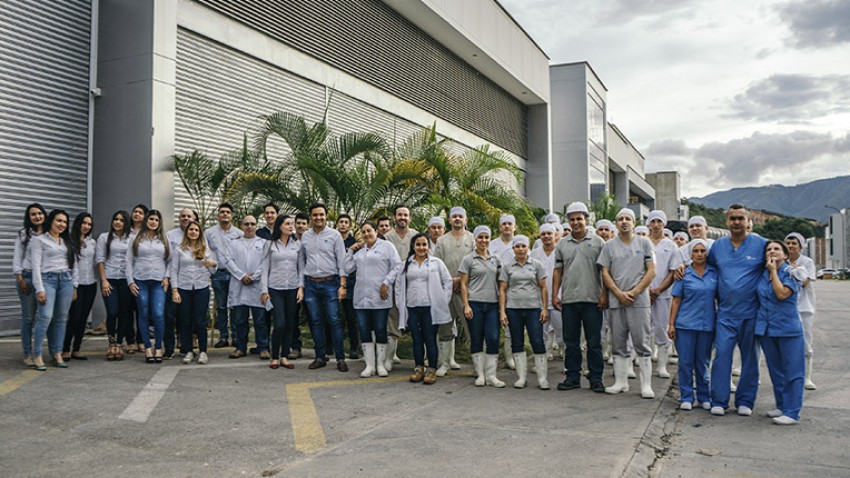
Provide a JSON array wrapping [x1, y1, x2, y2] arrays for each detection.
[[789, 254, 817, 314], [125, 235, 170, 284], [166, 227, 184, 251], [299, 226, 347, 279], [650, 237, 684, 299], [344, 239, 401, 309], [76, 236, 98, 285], [96, 232, 130, 280], [530, 246, 557, 305], [30, 234, 79, 293], [262, 237, 303, 292], [12, 229, 41, 274], [405, 260, 433, 308], [205, 224, 243, 271], [170, 246, 215, 290], [226, 236, 266, 307]]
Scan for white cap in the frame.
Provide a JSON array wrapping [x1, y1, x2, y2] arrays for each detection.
[[635, 225, 649, 235], [428, 216, 445, 228], [539, 223, 557, 234], [616, 208, 635, 220], [673, 231, 689, 241], [562, 222, 571, 231], [473, 225, 491, 239], [688, 216, 707, 227], [449, 207, 466, 218], [543, 213, 560, 223], [663, 228, 673, 238], [647, 210, 668, 226], [512, 235, 530, 247], [499, 214, 516, 225], [688, 239, 709, 255], [785, 232, 805, 246], [565, 202, 589, 217], [595, 219, 614, 230]]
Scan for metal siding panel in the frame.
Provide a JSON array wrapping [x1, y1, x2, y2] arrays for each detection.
[[0, 0, 91, 335], [194, 0, 527, 157]]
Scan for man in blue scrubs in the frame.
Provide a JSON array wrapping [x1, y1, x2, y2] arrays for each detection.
[[708, 204, 768, 416]]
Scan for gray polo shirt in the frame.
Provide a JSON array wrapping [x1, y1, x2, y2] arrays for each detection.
[[384, 228, 418, 261], [435, 230, 474, 278], [597, 235, 655, 309], [554, 232, 604, 304], [499, 257, 547, 309], [458, 251, 501, 303]]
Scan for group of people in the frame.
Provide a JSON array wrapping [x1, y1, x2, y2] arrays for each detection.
[[13, 200, 815, 424]]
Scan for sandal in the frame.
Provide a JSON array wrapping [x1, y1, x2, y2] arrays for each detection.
[[126, 344, 137, 355], [114, 346, 124, 361], [106, 344, 116, 361], [154, 349, 163, 363], [144, 349, 155, 363]]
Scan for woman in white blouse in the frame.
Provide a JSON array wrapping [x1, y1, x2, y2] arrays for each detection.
[[171, 220, 216, 365], [395, 233, 453, 384], [260, 215, 302, 370], [345, 221, 401, 378], [96, 210, 133, 360], [126, 209, 170, 363], [31, 210, 78, 370], [62, 213, 97, 361], [13, 203, 46, 367]]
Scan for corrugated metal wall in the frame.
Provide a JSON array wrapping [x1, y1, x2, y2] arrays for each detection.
[[173, 28, 466, 220], [193, 0, 527, 158], [0, 0, 92, 335]]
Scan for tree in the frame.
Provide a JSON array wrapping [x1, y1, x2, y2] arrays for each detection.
[[588, 193, 619, 222], [754, 217, 817, 241]]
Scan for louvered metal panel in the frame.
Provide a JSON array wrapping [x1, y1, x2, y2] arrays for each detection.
[[194, 0, 527, 157], [0, 0, 92, 335]]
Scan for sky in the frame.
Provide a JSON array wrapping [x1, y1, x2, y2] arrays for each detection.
[[498, 0, 850, 198]]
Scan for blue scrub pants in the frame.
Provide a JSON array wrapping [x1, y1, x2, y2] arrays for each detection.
[[675, 329, 713, 405], [760, 335, 805, 421], [711, 318, 759, 409]]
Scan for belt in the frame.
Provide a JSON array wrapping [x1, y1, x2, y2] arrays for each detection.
[[306, 275, 336, 282]]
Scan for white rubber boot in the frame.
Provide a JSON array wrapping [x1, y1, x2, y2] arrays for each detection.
[[384, 338, 396, 372], [805, 356, 816, 390], [545, 331, 556, 361], [360, 343, 376, 378], [375, 343, 388, 377], [449, 340, 461, 370], [639, 356, 655, 399], [669, 342, 678, 364], [627, 355, 637, 379], [602, 327, 611, 362], [656, 343, 671, 378], [472, 352, 485, 386], [605, 356, 630, 394], [485, 354, 505, 388], [651, 341, 658, 362], [513, 353, 527, 388], [534, 354, 550, 390], [504, 340, 515, 370], [436, 341, 451, 377]]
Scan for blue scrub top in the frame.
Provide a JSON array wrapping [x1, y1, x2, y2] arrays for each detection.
[[672, 265, 718, 332], [707, 234, 768, 322], [755, 264, 802, 337]]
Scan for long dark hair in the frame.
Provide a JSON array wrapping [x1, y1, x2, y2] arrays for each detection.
[[45, 209, 76, 269], [20, 203, 48, 250], [132, 209, 170, 261], [70, 212, 93, 258], [130, 204, 149, 232], [402, 232, 430, 274], [106, 210, 130, 261], [270, 214, 294, 244]]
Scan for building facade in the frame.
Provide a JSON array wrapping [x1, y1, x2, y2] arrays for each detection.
[[0, 0, 551, 335]]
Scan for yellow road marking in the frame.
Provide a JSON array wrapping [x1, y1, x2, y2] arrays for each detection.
[[0, 370, 42, 397], [286, 372, 473, 455]]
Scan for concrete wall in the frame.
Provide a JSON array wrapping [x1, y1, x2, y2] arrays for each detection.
[[647, 171, 682, 220], [550, 64, 592, 210]]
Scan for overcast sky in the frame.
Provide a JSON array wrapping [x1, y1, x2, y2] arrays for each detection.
[[499, 0, 850, 198]]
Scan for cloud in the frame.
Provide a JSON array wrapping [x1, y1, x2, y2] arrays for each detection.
[[727, 74, 850, 122], [778, 0, 850, 48]]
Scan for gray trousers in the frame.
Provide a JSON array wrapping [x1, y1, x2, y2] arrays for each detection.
[[650, 297, 672, 346], [609, 307, 651, 358]]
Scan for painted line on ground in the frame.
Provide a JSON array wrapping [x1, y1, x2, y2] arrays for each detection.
[[287, 372, 474, 455], [0, 370, 42, 397]]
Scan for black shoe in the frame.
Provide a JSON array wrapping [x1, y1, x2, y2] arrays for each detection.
[[590, 381, 606, 393], [308, 358, 327, 369], [348, 350, 360, 360], [249, 347, 259, 355], [163, 352, 174, 360], [557, 378, 581, 391], [337, 360, 348, 372], [213, 339, 229, 348]]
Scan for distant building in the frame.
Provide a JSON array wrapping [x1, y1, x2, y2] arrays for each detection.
[[826, 209, 849, 270], [647, 171, 687, 221]]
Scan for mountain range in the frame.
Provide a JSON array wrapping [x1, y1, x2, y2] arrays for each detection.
[[691, 176, 850, 223]]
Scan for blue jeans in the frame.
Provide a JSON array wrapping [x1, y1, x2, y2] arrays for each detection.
[[562, 302, 604, 382], [507, 308, 545, 354], [211, 270, 232, 340], [231, 306, 268, 353], [269, 288, 299, 359], [355, 308, 389, 344], [177, 287, 210, 354], [760, 335, 805, 420], [135, 279, 166, 349], [17, 270, 37, 356], [468, 301, 500, 354], [711, 318, 759, 409], [675, 329, 714, 405], [304, 277, 344, 360], [33, 271, 75, 357], [407, 306, 438, 368]]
